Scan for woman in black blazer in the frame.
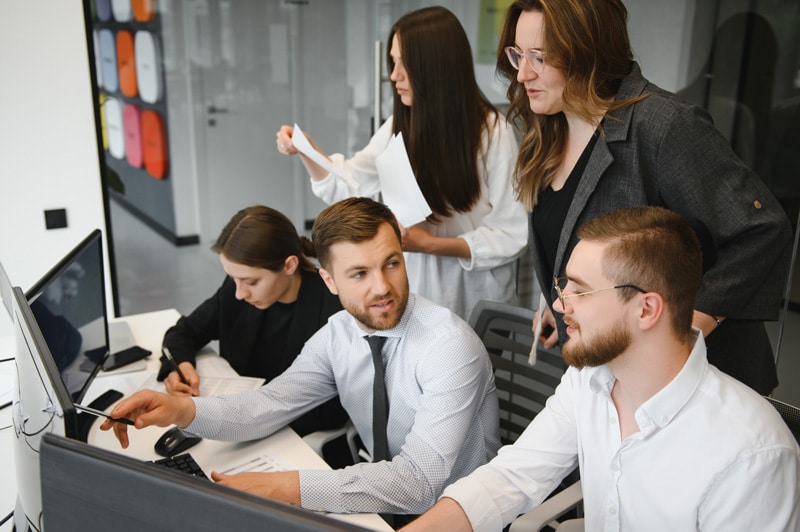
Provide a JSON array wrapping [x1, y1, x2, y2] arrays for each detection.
[[158, 205, 348, 438], [497, 0, 792, 394]]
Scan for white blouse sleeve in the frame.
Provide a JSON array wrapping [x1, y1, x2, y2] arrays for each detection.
[[458, 116, 528, 271], [309, 117, 394, 204]]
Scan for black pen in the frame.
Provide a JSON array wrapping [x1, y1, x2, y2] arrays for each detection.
[[162, 346, 190, 387], [74, 404, 135, 425]]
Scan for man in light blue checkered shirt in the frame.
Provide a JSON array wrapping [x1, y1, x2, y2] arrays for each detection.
[[103, 197, 501, 517]]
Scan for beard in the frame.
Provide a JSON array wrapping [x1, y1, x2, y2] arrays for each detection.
[[343, 284, 409, 331], [562, 318, 631, 369]]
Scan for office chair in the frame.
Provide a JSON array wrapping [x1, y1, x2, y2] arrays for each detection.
[[302, 420, 361, 466], [765, 396, 800, 443], [469, 300, 583, 531]]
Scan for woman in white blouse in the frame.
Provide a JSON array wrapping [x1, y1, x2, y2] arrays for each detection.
[[276, 6, 528, 320]]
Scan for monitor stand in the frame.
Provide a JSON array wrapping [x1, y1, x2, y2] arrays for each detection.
[[76, 388, 123, 442]]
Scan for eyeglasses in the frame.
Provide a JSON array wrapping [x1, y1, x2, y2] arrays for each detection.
[[553, 276, 646, 309], [504, 46, 546, 73]]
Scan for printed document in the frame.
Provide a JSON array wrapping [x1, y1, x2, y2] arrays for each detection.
[[375, 132, 432, 227]]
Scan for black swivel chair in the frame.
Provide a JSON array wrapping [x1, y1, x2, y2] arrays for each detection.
[[469, 300, 583, 531]]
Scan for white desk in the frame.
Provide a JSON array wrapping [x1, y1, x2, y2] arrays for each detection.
[[6, 309, 391, 532]]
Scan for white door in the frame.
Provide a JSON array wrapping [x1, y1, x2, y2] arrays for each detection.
[[187, 0, 377, 241]]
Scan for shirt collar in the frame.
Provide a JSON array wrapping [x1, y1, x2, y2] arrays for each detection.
[[637, 330, 707, 429], [586, 330, 708, 429]]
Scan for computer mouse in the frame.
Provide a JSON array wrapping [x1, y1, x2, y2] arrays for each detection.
[[154, 426, 202, 457]]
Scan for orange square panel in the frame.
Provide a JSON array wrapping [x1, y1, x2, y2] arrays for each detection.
[[132, 0, 158, 22], [116, 30, 138, 98], [141, 109, 168, 179]]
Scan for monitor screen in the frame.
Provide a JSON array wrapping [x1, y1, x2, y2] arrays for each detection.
[[25, 230, 109, 404]]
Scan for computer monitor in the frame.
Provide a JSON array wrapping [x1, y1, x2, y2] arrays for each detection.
[[40, 433, 370, 532], [10, 230, 116, 532], [0, 258, 13, 318], [25, 229, 109, 405], [11, 284, 78, 531]]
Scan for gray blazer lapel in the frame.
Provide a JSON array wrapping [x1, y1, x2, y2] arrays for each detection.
[[552, 62, 648, 279], [553, 139, 612, 280]]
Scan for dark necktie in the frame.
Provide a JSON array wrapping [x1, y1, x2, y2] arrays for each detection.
[[366, 335, 389, 462]]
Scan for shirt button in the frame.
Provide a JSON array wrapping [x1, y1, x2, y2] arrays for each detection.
[[754, 200, 762, 209], [609, 507, 617, 515], [610, 417, 618, 425]]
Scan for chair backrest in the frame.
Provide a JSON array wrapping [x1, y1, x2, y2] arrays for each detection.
[[765, 396, 800, 443], [470, 299, 567, 445]]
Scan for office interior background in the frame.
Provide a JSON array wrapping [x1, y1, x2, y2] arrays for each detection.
[[1, 0, 799, 415]]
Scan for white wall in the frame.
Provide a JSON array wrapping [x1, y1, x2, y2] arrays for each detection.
[[0, 1, 111, 333], [627, 0, 693, 92]]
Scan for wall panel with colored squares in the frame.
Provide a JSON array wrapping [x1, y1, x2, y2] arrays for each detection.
[[87, 0, 179, 243]]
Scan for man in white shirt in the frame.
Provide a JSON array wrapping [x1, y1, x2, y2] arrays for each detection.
[[101, 197, 500, 517], [405, 206, 800, 532]]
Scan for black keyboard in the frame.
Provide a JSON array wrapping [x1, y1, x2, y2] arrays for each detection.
[[149, 452, 209, 480]]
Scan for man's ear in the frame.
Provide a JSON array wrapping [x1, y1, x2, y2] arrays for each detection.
[[638, 292, 664, 331], [318, 268, 338, 295], [284, 255, 299, 275]]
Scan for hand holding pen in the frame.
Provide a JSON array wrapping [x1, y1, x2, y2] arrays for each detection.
[[162, 347, 200, 397]]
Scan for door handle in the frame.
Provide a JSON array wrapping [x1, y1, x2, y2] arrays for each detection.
[[207, 105, 229, 114]]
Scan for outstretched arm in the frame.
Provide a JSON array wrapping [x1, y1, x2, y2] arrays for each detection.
[[276, 124, 332, 181], [400, 498, 473, 531], [211, 470, 301, 506]]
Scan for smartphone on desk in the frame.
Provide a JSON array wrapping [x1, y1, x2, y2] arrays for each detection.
[[102, 345, 152, 371]]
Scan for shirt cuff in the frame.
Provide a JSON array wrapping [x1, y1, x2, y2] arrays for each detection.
[[297, 469, 344, 512], [184, 397, 221, 438]]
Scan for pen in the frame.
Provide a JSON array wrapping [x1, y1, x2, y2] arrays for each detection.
[[74, 404, 135, 425], [162, 346, 190, 387], [0, 400, 12, 410]]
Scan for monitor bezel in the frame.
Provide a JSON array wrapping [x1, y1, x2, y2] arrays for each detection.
[[12, 285, 80, 439], [25, 229, 108, 404], [40, 433, 372, 532]]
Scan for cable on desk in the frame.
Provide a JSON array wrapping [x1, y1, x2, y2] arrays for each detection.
[[0, 510, 13, 527]]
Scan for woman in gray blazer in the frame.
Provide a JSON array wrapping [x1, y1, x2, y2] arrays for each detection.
[[497, 0, 792, 394]]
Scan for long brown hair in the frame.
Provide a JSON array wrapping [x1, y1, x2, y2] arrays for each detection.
[[212, 205, 316, 273], [497, 0, 643, 209], [389, 6, 498, 221]]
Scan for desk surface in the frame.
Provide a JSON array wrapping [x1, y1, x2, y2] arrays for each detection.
[[3, 309, 391, 532]]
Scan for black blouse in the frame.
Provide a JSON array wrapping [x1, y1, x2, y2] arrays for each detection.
[[532, 132, 599, 285]]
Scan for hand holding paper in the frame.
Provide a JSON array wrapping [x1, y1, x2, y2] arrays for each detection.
[[290, 124, 359, 189], [290, 125, 334, 172]]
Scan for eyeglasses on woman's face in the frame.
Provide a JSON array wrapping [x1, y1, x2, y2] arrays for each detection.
[[504, 46, 546, 73]]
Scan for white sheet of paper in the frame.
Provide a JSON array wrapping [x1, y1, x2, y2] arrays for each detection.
[[291, 124, 358, 188], [139, 374, 263, 396], [217, 451, 288, 476], [530, 292, 547, 365], [374, 132, 432, 227]]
